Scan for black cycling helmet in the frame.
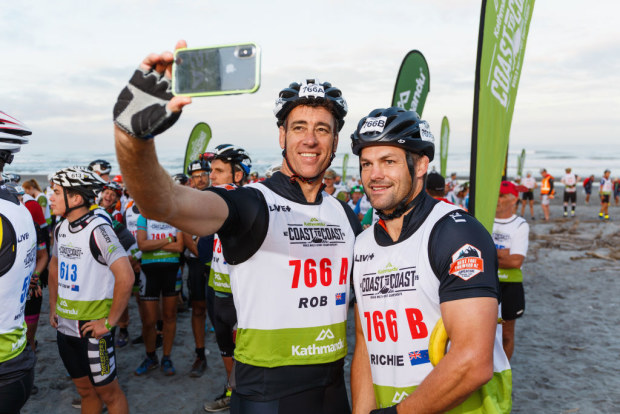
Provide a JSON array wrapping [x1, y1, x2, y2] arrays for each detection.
[[51, 167, 107, 215], [352, 107, 435, 221], [187, 159, 211, 175], [0, 111, 31, 166], [172, 173, 189, 186], [201, 144, 252, 185], [351, 107, 434, 161], [202, 144, 252, 175], [273, 79, 348, 132], [88, 159, 112, 175]]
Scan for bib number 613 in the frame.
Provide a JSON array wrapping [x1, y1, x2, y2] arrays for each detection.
[[289, 258, 349, 288]]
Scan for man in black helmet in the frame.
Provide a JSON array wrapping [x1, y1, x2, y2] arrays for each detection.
[[349, 107, 511, 413], [187, 158, 211, 190], [112, 40, 361, 414], [88, 159, 113, 183]]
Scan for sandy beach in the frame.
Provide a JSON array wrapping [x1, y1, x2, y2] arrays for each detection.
[[20, 195, 620, 413]]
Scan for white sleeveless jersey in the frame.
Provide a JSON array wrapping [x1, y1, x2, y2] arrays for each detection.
[[0, 196, 36, 363], [492, 215, 529, 283], [139, 216, 179, 263], [209, 234, 232, 294], [55, 215, 116, 332], [522, 176, 536, 190], [229, 183, 356, 367], [123, 201, 141, 259], [601, 177, 612, 194], [353, 202, 511, 410], [562, 173, 577, 192]]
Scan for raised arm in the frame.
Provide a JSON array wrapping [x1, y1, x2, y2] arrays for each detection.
[[113, 40, 228, 236]]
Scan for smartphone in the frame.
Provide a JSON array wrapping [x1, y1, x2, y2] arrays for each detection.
[[172, 43, 261, 97]]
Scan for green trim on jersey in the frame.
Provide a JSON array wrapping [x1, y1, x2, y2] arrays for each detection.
[[56, 296, 113, 320], [208, 269, 232, 293], [373, 370, 512, 412], [141, 250, 180, 264], [0, 323, 27, 363], [498, 267, 523, 283], [234, 321, 347, 368]]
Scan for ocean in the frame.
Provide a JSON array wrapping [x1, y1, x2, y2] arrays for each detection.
[[5, 142, 619, 182]]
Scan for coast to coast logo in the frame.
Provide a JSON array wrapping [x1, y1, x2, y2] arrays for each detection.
[[59, 243, 82, 260], [283, 217, 346, 247], [359, 262, 417, 298], [449, 244, 484, 280]]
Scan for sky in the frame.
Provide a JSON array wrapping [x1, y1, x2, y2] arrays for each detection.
[[2, 0, 619, 173]]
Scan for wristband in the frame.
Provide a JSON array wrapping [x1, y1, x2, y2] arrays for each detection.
[[167, 236, 173, 243], [104, 318, 113, 331], [33, 270, 41, 277]]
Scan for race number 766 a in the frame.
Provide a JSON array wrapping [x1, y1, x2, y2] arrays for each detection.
[[289, 258, 349, 288]]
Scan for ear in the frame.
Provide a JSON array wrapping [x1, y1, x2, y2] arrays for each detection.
[[234, 170, 244, 184], [279, 125, 286, 150], [416, 156, 430, 178], [332, 133, 339, 153]]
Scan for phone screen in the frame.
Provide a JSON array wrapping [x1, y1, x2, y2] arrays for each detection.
[[172, 43, 260, 97]]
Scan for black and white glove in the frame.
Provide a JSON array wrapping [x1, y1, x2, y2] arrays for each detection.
[[370, 406, 398, 414], [113, 67, 181, 139]]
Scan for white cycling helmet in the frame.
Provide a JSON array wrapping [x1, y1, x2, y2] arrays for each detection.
[[0, 111, 31, 165]]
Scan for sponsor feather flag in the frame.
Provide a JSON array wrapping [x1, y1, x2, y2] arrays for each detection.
[[391, 50, 430, 116], [183, 122, 212, 173], [469, 0, 535, 231], [342, 153, 349, 183], [440, 116, 450, 177]]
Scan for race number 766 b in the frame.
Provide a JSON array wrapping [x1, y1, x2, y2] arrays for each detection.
[[363, 308, 428, 342], [289, 258, 349, 288]]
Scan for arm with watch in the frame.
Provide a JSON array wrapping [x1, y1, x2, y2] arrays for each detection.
[[161, 230, 184, 253]]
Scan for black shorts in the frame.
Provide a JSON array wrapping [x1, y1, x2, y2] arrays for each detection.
[[601, 194, 610, 204], [563, 192, 577, 203], [230, 374, 351, 414], [186, 257, 207, 302], [140, 262, 179, 301], [500, 282, 525, 321], [57, 330, 117, 387], [24, 293, 43, 319], [522, 191, 533, 201], [214, 295, 237, 357]]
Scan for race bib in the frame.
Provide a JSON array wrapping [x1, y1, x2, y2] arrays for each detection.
[[299, 81, 325, 98], [360, 116, 387, 134], [419, 121, 434, 142]]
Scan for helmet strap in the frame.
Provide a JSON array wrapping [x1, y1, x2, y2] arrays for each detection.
[[0, 151, 14, 166], [281, 139, 336, 185], [62, 187, 89, 218], [376, 152, 418, 221]]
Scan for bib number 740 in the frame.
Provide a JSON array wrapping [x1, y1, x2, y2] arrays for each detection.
[[289, 258, 349, 288], [363, 308, 428, 342]]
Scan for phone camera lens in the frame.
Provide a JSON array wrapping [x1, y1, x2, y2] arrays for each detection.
[[237, 46, 254, 58]]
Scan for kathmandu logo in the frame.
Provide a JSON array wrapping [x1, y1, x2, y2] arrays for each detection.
[[304, 217, 325, 227], [316, 329, 335, 341], [449, 244, 484, 281], [392, 391, 409, 404], [378, 262, 399, 275], [60, 300, 68, 307]]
